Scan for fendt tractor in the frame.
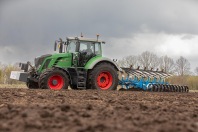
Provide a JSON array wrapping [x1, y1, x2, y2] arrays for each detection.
[[10, 34, 189, 92], [10, 34, 119, 90]]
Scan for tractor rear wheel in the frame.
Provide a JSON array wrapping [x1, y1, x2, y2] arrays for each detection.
[[39, 67, 69, 90], [87, 62, 118, 90]]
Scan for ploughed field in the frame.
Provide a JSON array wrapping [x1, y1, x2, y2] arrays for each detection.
[[0, 88, 198, 132]]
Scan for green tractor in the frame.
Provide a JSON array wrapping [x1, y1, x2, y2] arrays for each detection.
[[10, 35, 119, 90]]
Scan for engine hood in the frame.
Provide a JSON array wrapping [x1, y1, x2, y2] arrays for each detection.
[[51, 53, 72, 58]]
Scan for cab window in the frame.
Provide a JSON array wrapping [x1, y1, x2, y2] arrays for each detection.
[[95, 43, 101, 55], [79, 41, 94, 55], [67, 40, 77, 53]]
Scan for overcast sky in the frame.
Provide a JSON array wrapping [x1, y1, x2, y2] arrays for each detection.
[[0, 0, 198, 71]]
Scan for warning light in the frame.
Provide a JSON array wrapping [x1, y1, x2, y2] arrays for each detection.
[[97, 34, 99, 41], [81, 32, 83, 37], [58, 45, 60, 49]]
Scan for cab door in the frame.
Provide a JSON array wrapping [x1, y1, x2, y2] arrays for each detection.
[[78, 41, 95, 67], [66, 40, 79, 67]]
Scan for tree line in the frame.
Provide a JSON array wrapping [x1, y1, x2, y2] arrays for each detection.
[[117, 51, 198, 89], [0, 62, 24, 85]]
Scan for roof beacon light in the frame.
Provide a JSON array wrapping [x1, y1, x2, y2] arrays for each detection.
[[97, 34, 99, 41], [81, 32, 83, 37]]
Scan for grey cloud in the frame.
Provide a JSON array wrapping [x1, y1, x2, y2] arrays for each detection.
[[0, 0, 198, 67], [181, 34, 195, 40]]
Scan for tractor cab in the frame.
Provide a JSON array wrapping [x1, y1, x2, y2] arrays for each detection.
[[55, 34, 105, 67]]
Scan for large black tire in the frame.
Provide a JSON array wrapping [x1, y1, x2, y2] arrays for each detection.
[[26, 81, 39, 89], [87, 62, 118, 90], [26, 67, 39, 89], [39, 67, 69, 90], [70, 84, 78, 90]]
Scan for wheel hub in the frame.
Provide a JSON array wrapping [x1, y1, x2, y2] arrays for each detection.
[[52, 80, 58, 85]]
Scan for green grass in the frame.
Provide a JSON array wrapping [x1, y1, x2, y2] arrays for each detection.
[[189, 90, 198, 93], [0, 84, 27, 88]]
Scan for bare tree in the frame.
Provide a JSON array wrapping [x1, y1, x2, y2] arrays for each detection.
[[117, 59, 126, 68], [138, 51, 159, 70], [159, 55, 174, 73], [194, 67, 198, 76], [0, 68, 3, 83], [117, 55, 138, 68], [175, 56, 190, 76]]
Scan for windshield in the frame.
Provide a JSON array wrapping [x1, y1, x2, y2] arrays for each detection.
[[67, 40, 77, 53]]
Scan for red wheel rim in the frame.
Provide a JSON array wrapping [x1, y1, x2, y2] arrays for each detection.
[[48, 75, 64, 89], [97, 71, 113, 90]]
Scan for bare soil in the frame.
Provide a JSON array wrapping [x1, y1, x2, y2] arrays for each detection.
[[0, 88, 198, 132]]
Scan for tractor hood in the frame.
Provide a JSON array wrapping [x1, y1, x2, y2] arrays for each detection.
[[35, 53, 72, 70], [51, 53, 72, 58], [35, 54, 52, 69]]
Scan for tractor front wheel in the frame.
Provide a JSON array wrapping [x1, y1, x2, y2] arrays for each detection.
[[26, 67, 39, 89], [39, 68, 69, 90], [26, 81, 39, 89], [88, 62, 118, 90]]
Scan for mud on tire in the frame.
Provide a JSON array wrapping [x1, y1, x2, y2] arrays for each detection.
[[39, 67, 69, 90], [87, 62, 118, 90]]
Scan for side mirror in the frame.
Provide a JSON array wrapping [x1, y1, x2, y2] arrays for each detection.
[[59, 44, 62, 53], [54, 42, 57, 51]]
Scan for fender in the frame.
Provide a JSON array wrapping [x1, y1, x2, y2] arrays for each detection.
[[85, 57, 119, 71]]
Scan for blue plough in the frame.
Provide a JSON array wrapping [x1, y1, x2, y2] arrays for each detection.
[[119, 67, 189, 92]]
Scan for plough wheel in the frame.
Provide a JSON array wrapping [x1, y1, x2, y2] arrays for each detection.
[[170, 85, 174, 92], [186, 86, 189, 93], [161, 85, 165, 92], [181, 86, 184, 92], [155, 85, 159, 92]]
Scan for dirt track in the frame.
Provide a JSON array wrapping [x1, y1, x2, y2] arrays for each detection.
[[0, 88, 198, 132]]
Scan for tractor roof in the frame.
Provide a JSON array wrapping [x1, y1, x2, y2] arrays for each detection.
[[66, 37, 105, 43]]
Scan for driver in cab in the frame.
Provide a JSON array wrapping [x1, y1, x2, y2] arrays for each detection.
[[85, 43, 93, 55]]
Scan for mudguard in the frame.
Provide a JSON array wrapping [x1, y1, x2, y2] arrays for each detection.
[[85, 57, 119, 71]]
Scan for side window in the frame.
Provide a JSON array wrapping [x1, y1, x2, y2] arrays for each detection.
[[95, 43, 101, 55], [67, 40, 77, 53], [79, 42, 94, 55]]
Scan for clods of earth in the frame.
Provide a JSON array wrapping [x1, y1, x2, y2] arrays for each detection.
[[0, 88, 198, 132]]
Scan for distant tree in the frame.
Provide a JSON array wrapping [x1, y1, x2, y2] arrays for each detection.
[[117, 59, 125, 68], [0, 62, 23, 84], [194, 67, 198, 76], [124, 55, 139, 68], [118, 55, 139, 68], [138, 51, 159, 70], [159, 55, 174, 74], [0, 69, 3, 83], [175, 56, 190, 76]]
